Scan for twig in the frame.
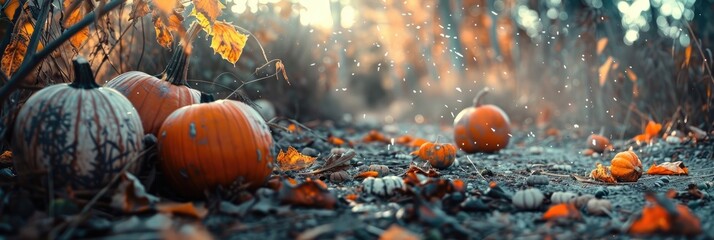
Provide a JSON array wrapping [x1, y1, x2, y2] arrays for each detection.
[[540, 172, 570, 178], [681, 16, 714, 84], [0, 0, 129, 104]]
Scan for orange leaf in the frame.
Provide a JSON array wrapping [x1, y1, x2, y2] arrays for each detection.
[[407, 138, 428, 148], [153, 0, 180, 16], [684, 45, 692, 66], [629, 192, 701, 236], [647, 161, 688, 175], [156, 202, 207, 219], [363, 130, 389, 143], [191, 0, 224, 23], [543, 203, 581, 220], [209, 21, 248, 64], [598, 56, 613, 86], [596, 38, 608, 55], [328, 136, 346, 146], [395, 135, 413, 145], [62, 0, 89, 50], [633, 121, 662, 143], [355, 171, 379, 180], [379, 224, 420, 240], [277, 146, 316, 171], [626, 69, 638, 82], [589, 162, 617, 183], [278, 179, 336, 209], [152, 9, 184, 49], [1, 0, 20, 20]]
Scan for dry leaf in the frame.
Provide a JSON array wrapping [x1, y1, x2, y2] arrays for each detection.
[[647, 161, 688, 175], [277, 146, 316, 171], [152, 9, 184, 49], [395, 135, 413, 145], [596, 38, 608, 55], [191, 0, 224, 23], [190, 7, 212, 34], [629, 191, 701, 236], [543, 203, 581, 221], [278, 179, 337, 209], [327, 136, 347, 146], [598, 56, 613, 86], [0, 151, 12, 167], [306, 149, 355, 175], [1, 0, 20, 20], [408, 138, 429, 148], [589, 162, 617, 183], [209, 21, 248, 64], [156, 202, 208, 219], [379, 224, 420, 240], [129, 0, 150, 20], [633, 121, 662, 144], [110, 173, 159, 213], [153, 0, 180, 16], [276, 60, 289, 81], [362, 130, 389, 143], [1, 14, 35, 76], [62, 0, 88, 50]]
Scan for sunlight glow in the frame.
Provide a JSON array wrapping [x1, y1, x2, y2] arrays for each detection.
[[228, 0, 335, 29]]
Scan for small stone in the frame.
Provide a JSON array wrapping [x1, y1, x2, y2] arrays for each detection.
[[526, 175, 549, 186], [301, 147, 319, 157], [659, 176, 670, 183]]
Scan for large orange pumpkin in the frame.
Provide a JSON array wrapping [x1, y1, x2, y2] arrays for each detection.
[[13, 57, 144, 190], [104, 24, 212, 136], [610, 151, 643, 182], [453, 89, 511, 153], [413, 142, 457, 169], [158, 100, 274, 198]]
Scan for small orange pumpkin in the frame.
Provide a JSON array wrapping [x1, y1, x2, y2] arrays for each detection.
[[413, 142, 457, 169], [158, 100, 274, 198], [453, 89, 511, 153], [610, 150, 643, 182], [104, 24, 212, 136], [586, 134, 611, 153]]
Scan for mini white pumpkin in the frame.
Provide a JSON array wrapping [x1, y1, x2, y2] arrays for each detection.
[[362, 176, 405, 197], [551, 191, 578, 204], [512, 188, 544, 210], [574, 194, 595, 209], [586, 198, 612, 215], [13, 57, 144, 190]]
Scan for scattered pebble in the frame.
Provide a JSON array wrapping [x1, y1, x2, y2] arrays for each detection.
[[586, 199, 612, 216], [526, 175, 549, 186]]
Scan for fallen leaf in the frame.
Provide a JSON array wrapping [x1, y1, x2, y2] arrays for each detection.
[[543, 203, 581, 221], [327, 136, 347, 146], [306, 149, 355, 175], [596, 38, 608, 55], [589, 162, 617, 183], [62, 0, 88, 50], [647, 161, 688, 175], [209, 21, 248, 64], [354, 171, 379, 180], [152, 9, 184, 49], [633, 121, 662, 144], [278, 179, 337, 209], [110, 173, 159, 213], [598, 56, 613, 86], [0, 151, 12, 167], [628, 191, 701, 236], [156, 202, 207, 219], [363, 130, 389, 143], [395, 135, 413, 145], [277, 146, 316, 171], [408, 138, 429, 148], [191, 0, 224, 23], [129, 0, 150, 20], [379, 224, 420, 240], [684, 45, 692, 66]]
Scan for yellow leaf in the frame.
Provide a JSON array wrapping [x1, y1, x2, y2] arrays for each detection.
[[129, 0, 150, 20], [62, 0, 88, 50], [192, 0, 224, 23], [152, 9, 184, 49], [596, 38, 608, 55], [598, 56, 613, 86], [1, 0, 20, 20], [190, 7, 212, 35], [277, 146, 316, 171], [209, 21, 247, 64], [589, 162, 617, 183], [684, 45, 692, 66]]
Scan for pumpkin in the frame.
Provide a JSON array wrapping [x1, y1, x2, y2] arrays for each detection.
[[453, 89, 511, 153], [329, 171, 352, 183], [512, 188, 544, 210], [412, 142, 457, 169], [610, 150, 643, 182], [550, 191, 578, 204], [104, 24, 212, 136], [525, 175, 549, 186], [158, 99, 274, 198], [586, 134, 611, 153], [362, 176, 405, 197], [13, 57, 144, 190], [367, 164, 390, 176]]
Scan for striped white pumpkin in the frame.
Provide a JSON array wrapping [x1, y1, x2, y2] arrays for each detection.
[[551, 191, 578, 204], [13, 57, 144, 190], [362, 176, 405, 197], [512, 188, 544, 210]]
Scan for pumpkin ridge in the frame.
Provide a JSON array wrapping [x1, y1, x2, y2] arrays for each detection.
[[211, 103, 231, 187], [227, 101, 260, 185]]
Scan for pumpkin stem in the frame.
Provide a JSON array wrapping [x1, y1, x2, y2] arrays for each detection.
[[473, 88, 489, 107], [160, 23, 202, 86], [69, 56, 100, 89]]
